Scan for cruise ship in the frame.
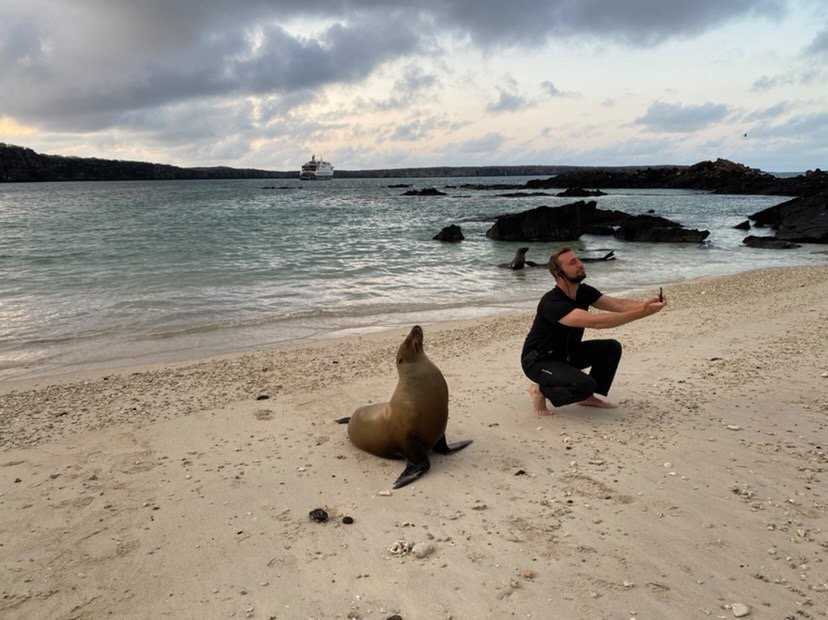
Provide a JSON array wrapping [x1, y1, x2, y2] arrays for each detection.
[[299, 155, 334, 180]]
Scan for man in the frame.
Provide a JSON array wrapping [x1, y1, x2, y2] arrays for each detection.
[[521, 247, 666, 416]]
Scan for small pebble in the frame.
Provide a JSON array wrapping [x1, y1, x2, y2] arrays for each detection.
[[412, 542, 435, 559], [342, 516, 354, 524], [378, 490, 392, 496], [731, 602, 750, 617]]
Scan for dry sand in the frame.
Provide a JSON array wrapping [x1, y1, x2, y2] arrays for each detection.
[[1, 266, 827, 619]]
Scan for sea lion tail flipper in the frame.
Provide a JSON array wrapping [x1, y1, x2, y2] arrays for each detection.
[[604, 250, 615, 260], [433, 435, 473, 455], [392, 436, 431, 489], [335, 416, 351, 424], [525, 260, 539, 267]]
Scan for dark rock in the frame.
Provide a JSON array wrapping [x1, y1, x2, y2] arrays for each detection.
[[255, 394, 270, 401], [583, 225, 616, 235], [514, 469, 527, 476], [495, 192, 554, 198], [309, 508, 329, 523], [555, 188, 607, 197], [433, 224, 464, 242], [485, 201, 630, 242], [743, 235, 801, 249], [647, 209, 655, 214], [748, 191, 828, 243], [387, 615, 403, 620], [342, 516, 354, 524], [613, 215, 709, 243], [387, 184, 411, 188], [402, 187, 447, 196], [733, 220, 751, 230]]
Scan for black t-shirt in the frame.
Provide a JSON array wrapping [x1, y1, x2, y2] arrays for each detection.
[[522, 284, 603, 362]]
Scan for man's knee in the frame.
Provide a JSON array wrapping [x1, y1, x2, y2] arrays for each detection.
[[606, 339, 622, 359]]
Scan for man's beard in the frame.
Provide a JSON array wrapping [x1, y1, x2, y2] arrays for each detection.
[[565, 273, 586, 284]]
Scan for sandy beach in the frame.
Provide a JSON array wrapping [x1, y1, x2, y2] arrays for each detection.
[[1, 265, 827, 619]]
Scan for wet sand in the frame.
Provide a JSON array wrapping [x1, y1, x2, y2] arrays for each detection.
[[1, 265, 827, 619]]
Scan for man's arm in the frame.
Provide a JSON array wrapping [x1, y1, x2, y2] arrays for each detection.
[[560, 300, 665, 329], [593, 294, 649, 313]]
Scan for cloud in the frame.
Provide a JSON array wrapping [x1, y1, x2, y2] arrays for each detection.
[[0, 1, 788, 130], [754, 111, 828, 139], [741, 101, 791, 122], [540, 80, 579, 98], [385, 114, 463, 142], [455, 132, 506, 152], [635, 101, 730, 133], [803, 27, 828, 58], [0, 4, 424, 131], [369, 65, 439, 111], [487, 90, 530, 113]]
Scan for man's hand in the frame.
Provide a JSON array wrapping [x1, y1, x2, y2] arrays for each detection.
[[642, 299, 667, 316]]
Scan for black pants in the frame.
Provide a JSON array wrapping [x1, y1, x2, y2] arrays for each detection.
[[522, 339, 622, 407]]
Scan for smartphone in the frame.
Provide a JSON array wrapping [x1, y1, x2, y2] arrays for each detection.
[[659, 287, 663, 302]]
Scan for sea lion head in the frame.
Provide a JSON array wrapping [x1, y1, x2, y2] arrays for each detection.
[[396, 325, 425, 367], [517, 247, 529, 255]]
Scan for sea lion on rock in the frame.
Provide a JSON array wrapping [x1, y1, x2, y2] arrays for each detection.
[[336, 325, 472, 488]]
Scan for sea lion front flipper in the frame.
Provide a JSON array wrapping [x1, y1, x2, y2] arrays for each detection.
[[393, 436, 431, 489], [335, 416, 351, 424], [433, 435, 473, 455], [393, 460, 431, 489]]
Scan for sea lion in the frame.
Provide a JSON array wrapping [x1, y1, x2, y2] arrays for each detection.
[[499, 247, 539, 270], [336, 325, 472, 488]]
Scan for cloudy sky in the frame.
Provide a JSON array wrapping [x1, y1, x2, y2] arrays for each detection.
[[1, 1, 826, 171]]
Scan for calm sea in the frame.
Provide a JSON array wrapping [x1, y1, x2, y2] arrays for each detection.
[[1, 177, 825, 381]]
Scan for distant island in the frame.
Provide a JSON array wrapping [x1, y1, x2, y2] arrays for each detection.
[[1, 143, 680, 183], [1, 144, 824, 197]]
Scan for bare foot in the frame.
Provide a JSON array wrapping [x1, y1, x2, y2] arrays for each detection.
[[577, 395, 617, 409], [528, 383, 554, 416]]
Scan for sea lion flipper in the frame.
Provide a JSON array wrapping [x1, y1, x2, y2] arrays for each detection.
[[393, 460, 431, 489], [392, 436, 431, 489], [432, 435, 473, 455]]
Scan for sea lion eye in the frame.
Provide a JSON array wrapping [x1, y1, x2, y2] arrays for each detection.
[[397, 357, 403, 364]]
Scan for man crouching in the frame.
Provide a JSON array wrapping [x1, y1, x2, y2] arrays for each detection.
[[521, 247, 666, 415]]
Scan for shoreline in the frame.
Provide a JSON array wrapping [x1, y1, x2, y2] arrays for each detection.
[[1, 264, 827, 617], [3, 260, 826, 389]]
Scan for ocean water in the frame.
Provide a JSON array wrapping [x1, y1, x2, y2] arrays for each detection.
[[1, 177, 825, 381]]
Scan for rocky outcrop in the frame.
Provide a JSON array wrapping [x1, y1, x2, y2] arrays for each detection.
[[484, 201, 627, 241], [484, 201, 706, 243], [733, 220, 751, 230], [526, 159, 828, 196], [748, 191, 828, 243], [403, 187, 447, 196], [743, 235, 801, 249], [432, 225, 464, 242], [613, 215, 710, 243], [388, 183, 412, 188], [555, 188, 606, 197]]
